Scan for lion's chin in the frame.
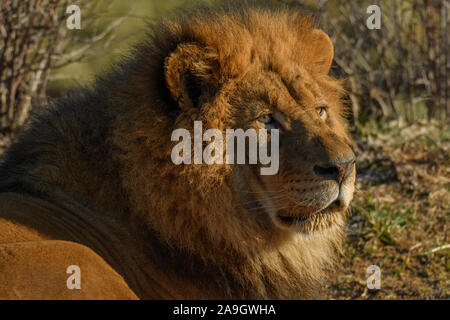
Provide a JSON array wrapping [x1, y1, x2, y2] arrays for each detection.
[[274, 199, 345, 233]]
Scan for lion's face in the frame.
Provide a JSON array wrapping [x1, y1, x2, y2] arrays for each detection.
[[164, 21, 355, 236], [226, 68, 356, 234]]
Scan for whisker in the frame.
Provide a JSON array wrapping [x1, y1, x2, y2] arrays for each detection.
[[234, 189, 285, 194], [243, 197, 313, 212], [236, 194, 290, 207]]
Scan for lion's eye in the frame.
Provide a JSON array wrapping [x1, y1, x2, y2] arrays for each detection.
[[258, 114, 275, 125], [316, 106, 327, 119], [257, 113, 280, 131]]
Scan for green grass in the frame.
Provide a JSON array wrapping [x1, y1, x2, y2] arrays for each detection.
[[353, 197, 413, 246]]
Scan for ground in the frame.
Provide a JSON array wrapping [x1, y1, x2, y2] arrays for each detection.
[[326, 120, 449, 300], [0, 120, 448, 300]]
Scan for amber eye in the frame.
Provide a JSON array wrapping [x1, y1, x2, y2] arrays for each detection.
[[258, 114, 275, 125], [257, 113, 280, 132], [316, 106, 327, 119]]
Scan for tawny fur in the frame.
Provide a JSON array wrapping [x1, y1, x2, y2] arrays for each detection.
[[0, 5, 354, 299]]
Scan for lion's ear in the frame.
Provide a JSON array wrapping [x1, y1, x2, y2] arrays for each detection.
[[307, 29, 334, 75], [164, 43, 220, 110]]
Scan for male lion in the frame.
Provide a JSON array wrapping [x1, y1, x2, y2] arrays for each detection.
[[0, 6, 355, 299]]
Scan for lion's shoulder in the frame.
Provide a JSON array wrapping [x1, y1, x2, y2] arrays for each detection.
[[0, 193, 138, 299], [0, 240, 138, 299]]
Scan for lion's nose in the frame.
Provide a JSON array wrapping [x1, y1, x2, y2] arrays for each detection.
[[313, 157, 355, 184]]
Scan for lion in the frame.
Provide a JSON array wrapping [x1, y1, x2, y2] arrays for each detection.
[[0, 5, 355, 299]]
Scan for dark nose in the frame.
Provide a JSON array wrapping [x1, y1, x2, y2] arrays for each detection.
[[314, 158, 355, 184]]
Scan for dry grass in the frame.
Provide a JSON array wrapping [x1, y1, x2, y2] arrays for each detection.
[[327, 120, 449, 299]]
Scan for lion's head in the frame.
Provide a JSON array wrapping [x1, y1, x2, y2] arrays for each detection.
[[109, 7, 356, 298]]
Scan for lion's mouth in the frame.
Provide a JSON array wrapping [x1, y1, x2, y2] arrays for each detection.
[[276, 213, 311, 226], [276, 199, 342, 227]]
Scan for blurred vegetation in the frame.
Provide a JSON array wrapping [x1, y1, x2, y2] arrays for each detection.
[[286, 0, 449, 124], [49, 0, 218, 92], [1, 0, 448, 134]]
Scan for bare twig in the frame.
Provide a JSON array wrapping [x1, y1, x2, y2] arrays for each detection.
[[0, 0, 123, 134], [428, 244, 450, 254]]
